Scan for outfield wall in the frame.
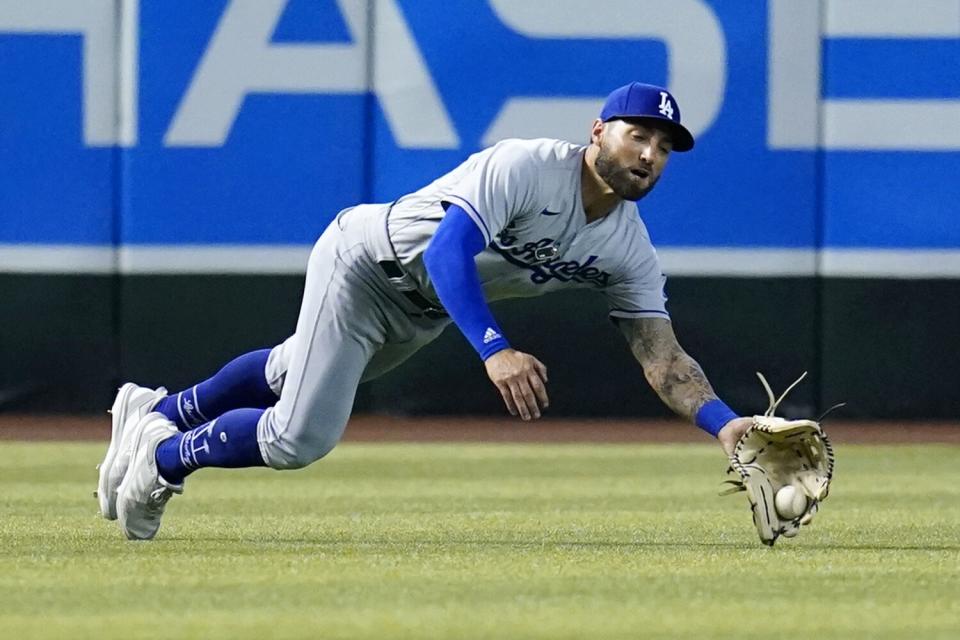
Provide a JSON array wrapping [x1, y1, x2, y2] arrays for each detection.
[[1, 1, 958, 416]]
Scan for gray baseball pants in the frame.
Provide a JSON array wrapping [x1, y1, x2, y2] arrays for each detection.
[[256, 206, 449, 469]]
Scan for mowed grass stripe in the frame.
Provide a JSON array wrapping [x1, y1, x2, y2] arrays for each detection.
[[1, 442, 958, 639]]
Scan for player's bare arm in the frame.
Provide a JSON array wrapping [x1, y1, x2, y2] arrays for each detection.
[[484, 349, 549, 421], [617, 316, 714, 417], [617, 316, 751, 453]]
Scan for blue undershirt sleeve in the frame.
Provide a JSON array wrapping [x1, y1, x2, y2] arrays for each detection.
[[423, 204, 511, 360]]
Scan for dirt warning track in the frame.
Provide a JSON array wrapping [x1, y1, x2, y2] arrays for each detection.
[[1, 414, 957, 444]]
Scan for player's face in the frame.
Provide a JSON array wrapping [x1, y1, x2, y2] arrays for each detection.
[[594, 120, 672, 201]]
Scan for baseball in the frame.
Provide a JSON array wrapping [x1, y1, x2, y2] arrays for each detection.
[[774, 485, 807, 520]]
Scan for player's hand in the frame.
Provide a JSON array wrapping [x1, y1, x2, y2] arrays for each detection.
[[484, 348, 549, 421], [717, 417, 753, 456]]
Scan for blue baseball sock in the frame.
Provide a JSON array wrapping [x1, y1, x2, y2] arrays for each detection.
[[154, 349, 278, 431], [154, 408, 267, 485]]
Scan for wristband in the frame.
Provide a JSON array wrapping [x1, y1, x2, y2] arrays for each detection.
[[695, 399, 739, 438]]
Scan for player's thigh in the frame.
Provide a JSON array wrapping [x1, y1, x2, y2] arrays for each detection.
[[360, 320, 448, 383], [261, 234, 340, 400], [259, 240, 386, 468], [260, 329, 375, 469]]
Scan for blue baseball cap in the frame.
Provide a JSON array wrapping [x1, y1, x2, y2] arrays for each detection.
[[600, 82, 695, 152]]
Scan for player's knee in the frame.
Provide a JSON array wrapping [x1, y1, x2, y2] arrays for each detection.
[[271, 435, 337, 470], [258, 411, 340, 470]]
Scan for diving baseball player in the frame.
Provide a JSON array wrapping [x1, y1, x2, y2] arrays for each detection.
[[97, 82, 753, 540]]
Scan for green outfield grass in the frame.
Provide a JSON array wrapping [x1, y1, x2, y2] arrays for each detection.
[[1, 441, 958, 639]]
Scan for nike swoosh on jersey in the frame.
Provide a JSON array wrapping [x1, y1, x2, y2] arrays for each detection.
[[540, 208, 562, 216]]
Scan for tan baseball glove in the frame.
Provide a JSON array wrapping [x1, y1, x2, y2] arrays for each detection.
[[721, 372, 837, 546]]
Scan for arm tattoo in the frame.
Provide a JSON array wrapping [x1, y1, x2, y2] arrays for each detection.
[[618, 317, 719, 422]]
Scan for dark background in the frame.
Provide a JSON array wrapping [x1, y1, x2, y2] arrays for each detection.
[[3, 273, 954, 419]]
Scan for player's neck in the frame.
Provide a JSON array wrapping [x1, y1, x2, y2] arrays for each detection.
[[581, 146, 622, 223]]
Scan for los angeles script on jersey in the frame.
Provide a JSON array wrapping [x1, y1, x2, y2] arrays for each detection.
[[492, 225, 611, 287]]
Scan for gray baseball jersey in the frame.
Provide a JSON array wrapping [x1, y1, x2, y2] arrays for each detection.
[[258, 138, 668, 469], [383, 138, 668, 319]]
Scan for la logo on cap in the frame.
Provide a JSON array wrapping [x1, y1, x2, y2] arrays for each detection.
[[658, 92, 675, 120]]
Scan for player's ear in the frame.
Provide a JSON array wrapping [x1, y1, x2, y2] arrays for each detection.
[[590, 119, 604, 145]]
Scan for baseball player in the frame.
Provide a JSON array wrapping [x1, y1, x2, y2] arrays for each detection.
[[97, 82, 753, 540]]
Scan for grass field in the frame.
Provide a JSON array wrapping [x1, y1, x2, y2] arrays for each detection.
[[1, 441, 958, 639]]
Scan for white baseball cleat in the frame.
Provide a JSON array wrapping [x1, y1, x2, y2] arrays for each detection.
[[116, 413, 183, 541], [97, 383, 168, 520]]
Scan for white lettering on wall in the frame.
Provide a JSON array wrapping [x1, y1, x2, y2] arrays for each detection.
[[165, 0, 458, 149], [0, 0, 137, 147], [482, 0, 727, 145], [769, 0, 960, 150]]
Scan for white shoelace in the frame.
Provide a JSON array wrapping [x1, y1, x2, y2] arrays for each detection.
[[146, 487, 173, 515]]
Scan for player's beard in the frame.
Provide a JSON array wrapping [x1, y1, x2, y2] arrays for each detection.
[[594, 143, 660, 202]]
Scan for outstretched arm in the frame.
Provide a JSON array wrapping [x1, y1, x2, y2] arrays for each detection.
[[616, 316, 751, 453]]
